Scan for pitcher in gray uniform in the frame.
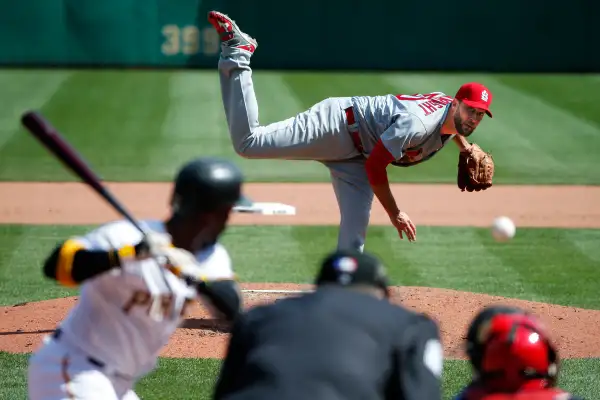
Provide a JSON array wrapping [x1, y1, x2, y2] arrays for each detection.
[[208, 11, 495, 252]]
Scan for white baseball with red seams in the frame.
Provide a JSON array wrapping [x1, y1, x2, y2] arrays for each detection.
[[491, 216, 516, 242]]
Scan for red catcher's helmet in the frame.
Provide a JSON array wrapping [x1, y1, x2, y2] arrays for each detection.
[[465, 305, 559, 392]]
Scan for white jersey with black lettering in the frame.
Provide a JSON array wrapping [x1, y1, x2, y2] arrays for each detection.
[[55, 219, 234, 378]]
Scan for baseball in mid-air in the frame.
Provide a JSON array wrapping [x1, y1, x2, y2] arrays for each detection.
[[491, 216, 516, 242]]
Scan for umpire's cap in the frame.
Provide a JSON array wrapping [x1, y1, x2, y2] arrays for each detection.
[[171, 156, 244, 216], [315, 249, 390, 297]]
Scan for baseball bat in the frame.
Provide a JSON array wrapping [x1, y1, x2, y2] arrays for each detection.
[[20, 110, 180, 315], [20, 110, 148, 235]]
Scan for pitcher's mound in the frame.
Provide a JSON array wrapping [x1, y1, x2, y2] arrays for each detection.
[[1, 284, 599, 360]]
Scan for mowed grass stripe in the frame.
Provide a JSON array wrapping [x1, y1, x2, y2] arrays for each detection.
[[138, 358, 599, 400], [2, 225, 600, 309], [0, 71, 598, 184], [152, 70, 331, 182], [563, 229, 600, 263], [269, 226, 600, 309], [152, 71, 230, 180], [0, 225, 325, 305], [0, 70, 172, 182], [0, 225, 33, 304], [0, 70, 71, 152], [0, 225, 79, 305], [137, 356, 222, 400], [558, 357, 600, 393], [477, 75, 600, 184], [366, 226, 432, 286], [226, 226, 328, 284], [476, 228, 600, 307], [495, 74, 600, 127], [378, 226, 530, 297], [0, 352, 597, 400], [0, 70, 72, 180], [385, 73, 600, 185], [0, 353, 29, 400]]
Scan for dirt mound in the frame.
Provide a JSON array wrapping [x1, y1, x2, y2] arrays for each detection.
[[1, 181, 598, 361], [2, 284, 599, 360]]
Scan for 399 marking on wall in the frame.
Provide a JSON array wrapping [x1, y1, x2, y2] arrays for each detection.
[[161, 24, 219, 56]]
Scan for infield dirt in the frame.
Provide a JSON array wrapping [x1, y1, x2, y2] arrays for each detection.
[[1, 182, 599, 359]]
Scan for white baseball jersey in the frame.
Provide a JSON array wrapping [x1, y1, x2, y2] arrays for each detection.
[[55, 219, 235, 378], [351, 92, 456, 165]]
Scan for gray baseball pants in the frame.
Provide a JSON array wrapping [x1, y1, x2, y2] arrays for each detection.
[[217, 48, 374, 252]]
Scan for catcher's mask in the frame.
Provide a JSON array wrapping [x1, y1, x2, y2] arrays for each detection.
[[465, 305, 559, 392]]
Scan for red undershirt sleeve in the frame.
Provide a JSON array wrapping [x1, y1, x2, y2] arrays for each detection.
[[365, 139, 396, 186]]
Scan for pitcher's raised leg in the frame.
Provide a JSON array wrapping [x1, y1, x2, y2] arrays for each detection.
[[208, 11, 359, 161]]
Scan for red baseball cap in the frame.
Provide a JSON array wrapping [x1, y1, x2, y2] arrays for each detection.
[[455, 82, 493, 118]]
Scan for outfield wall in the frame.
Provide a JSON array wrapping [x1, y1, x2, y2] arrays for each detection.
[[0, 0, 596, 71]]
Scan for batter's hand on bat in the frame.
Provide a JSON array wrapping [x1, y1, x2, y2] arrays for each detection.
[[158, 247, 208, 284], [391, 211, 417, 242], [131, 232, 173, 260]]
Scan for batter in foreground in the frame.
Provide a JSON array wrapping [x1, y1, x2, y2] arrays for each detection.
[[208, 11, 495, 251], [28, 157, 244, 400]]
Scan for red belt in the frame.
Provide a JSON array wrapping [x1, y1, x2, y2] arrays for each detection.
[[345, 107, 365, 154]]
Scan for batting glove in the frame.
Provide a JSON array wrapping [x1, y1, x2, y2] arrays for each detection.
[[158, 247, 206, 282], [132, 231, 174, 260]]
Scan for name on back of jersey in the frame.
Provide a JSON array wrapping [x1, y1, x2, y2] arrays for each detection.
[[396, 93, 454, 117]]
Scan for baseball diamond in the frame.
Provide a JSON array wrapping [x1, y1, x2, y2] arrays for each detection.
[[0, 32, 599, 400], [1, 182, 600, 363]]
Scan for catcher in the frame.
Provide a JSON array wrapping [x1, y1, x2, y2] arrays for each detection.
[[208, 14, 493, 250], [454, 305, 585, 399]]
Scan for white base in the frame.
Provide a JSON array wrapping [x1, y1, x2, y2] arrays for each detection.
[[233, 202, 296, 215]]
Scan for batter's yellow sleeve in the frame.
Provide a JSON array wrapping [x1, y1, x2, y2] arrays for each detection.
[[55, 239, 86, 287]]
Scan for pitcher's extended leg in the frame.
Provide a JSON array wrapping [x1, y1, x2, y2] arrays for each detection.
[[208, 11, 358, 161], [324, 158, 374, 252]]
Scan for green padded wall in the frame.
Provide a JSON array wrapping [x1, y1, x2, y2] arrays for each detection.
[[0, 0, 596, 71]]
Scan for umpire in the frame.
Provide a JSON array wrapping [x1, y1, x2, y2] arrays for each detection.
[[213, 249, 443, 400]]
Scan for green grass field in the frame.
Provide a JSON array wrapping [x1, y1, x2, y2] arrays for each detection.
[[0, 70, 599, 399], [0, 70, 599, 184]]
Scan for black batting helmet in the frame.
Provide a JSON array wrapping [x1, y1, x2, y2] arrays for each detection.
[[170, 157, 244, 217]]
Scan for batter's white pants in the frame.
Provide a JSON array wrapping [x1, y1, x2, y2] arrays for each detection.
[[217, 47, 373, 252], [28, 335, 140, 400]]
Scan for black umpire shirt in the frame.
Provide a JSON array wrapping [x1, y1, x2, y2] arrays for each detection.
[[213, 286, 443, 400]]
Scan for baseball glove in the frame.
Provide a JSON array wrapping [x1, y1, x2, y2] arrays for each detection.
[[457, 143, 494, 192]]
